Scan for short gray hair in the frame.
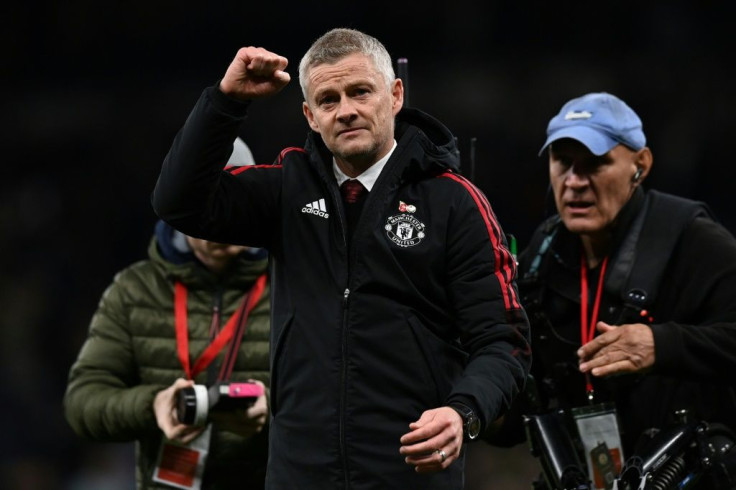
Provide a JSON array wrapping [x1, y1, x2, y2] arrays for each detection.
[[298, 28, 395, 100]]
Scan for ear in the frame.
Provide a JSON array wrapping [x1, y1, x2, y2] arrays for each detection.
[[390, 78, 404, 115], [302, 101, 320, 132], [632, 147, 653, 185]]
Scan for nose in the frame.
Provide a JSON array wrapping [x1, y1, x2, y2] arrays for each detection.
[[564, 165, 589, 188], [336, 98, 358, 122]]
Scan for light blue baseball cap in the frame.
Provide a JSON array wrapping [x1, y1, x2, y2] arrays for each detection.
[[540, 92, 646, 156]]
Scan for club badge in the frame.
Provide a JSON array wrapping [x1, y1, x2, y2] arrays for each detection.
[[386, 202, 425, 247]]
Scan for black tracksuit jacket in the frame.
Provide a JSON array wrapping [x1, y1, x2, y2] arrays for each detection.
[[152, 85, 531, 490]]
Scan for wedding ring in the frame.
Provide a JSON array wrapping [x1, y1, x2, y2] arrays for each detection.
[[436, 449, 447, 463]]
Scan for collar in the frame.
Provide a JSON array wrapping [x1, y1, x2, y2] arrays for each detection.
[[332, 140, 397, 191]]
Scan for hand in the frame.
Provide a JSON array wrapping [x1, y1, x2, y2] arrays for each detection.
[[209, 380, 268, 438], [399, 407, 463, 473], [153, 378, 206, 444], [219, 47, 291, 101], [578, 322, 655, 376]]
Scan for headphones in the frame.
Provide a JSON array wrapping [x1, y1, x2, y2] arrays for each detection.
[[632, 168, 643, 183]]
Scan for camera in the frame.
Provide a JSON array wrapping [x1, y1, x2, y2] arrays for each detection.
[[176, 381, 264, 426]]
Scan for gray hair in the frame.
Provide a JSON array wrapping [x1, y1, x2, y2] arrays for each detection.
[[298, 28, 396, 100]]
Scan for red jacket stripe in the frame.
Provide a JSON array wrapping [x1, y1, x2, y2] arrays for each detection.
[[278, 146, 307, 164], [440, 172, 521, 310], [461, 179, 518, 292], [226, 164, 283, 175]]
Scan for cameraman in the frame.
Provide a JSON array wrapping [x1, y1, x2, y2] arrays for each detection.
[[64, 139, 271, 489], [489, 93, 736, 488]]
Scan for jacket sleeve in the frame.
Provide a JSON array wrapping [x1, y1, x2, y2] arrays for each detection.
[[151, 85, 283, 249], [442, 177, 532, 432], [63, 272, 163, 441], [650, 217, 736, 381]]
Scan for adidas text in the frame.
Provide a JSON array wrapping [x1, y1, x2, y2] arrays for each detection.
[[302, 198, 329, 219]]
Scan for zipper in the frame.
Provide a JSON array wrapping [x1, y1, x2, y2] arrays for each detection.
[[209, 290, 222, 337], [325, 176, 351, 487], [340, 287, 350, 489], [206, 288, 223, 385]]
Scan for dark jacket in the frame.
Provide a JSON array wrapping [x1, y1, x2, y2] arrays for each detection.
[[499, 187, 736, 456], [152, 85, 531, 490], [64, 221, 271, 489]]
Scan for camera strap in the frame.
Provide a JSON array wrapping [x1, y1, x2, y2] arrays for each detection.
[[218, 273, 267, 381], [174, 274, 267, 381], [580, 254, 609, 403]]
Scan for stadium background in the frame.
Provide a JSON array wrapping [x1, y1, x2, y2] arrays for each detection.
[[3, 1, 733, 488]]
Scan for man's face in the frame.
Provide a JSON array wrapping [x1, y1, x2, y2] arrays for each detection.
[[186, 237, 247, 273], [549, 138, 642, 236], [302, 53, 403, 174]]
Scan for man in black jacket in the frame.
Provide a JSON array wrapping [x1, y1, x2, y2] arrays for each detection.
[[152, 28, 530, 490], [490, 92, 736, 489]]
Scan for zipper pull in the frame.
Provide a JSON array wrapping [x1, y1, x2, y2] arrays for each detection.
[[343, 288, 350, 306], [209, 291, 222, 337]]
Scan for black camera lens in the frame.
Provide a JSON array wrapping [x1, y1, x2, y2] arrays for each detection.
[[176, 386, 198, 425]]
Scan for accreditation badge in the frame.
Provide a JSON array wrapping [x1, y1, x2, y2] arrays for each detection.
[[571, 403, 624, 490], [152, 424, 212, 489]]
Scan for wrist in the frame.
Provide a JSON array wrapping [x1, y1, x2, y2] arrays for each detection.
[[449, 402, 481, 441]]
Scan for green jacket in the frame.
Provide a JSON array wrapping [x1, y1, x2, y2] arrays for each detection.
[[64, 226, 270, 489]]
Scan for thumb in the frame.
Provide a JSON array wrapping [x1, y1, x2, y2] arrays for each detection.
[[409, 410, 435, 429], [596, 321, 616, 333]]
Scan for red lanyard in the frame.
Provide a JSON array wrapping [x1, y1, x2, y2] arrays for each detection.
[[580, 254, 608, 401], [174, 274, 267, 381]]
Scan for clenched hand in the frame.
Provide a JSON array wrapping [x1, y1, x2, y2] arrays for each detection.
[[399, 407, 463, 473], [219, 47, 291, 101]]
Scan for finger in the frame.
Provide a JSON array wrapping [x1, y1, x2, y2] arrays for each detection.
[[414, 463, 443, 474], [414, 455, 449, 474], [579, 348, 615, 373], [273, 70, 292, 85], [578, 329, 617, 359], [177, 426, 206, 445], [589, 359, 635, 377], [400, 436, 440, 456], [400, 430, 455, 458], [409, 448, 454, 472], [261, 54, 289, 72], [247, 53, 288, 77], [404, 449, 436, 465]]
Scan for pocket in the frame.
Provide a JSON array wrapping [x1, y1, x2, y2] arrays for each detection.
[[269, 310, 295, 416], [407, 315, 469, 405]]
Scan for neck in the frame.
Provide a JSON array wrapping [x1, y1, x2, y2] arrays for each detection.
[[336, 158, 375, 178], [335, 139, 395, 178], [580, 232, 612, 269]]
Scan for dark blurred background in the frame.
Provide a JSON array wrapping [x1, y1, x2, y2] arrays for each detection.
[[3, 1, 734, 488]]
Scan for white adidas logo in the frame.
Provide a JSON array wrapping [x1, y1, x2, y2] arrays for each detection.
[[301, 198, 329, 219]]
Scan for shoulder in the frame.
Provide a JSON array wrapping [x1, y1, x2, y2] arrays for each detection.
[[101, 260, 167, 304], [114, 260, 162, 287], [680, 216, 736, 257], [430, 171, 495, 214]]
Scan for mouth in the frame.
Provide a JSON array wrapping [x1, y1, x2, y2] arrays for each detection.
[[338, 127, 363, 136], [565, 201, 594, 212]]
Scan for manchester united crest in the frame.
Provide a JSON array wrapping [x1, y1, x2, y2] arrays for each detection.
[[385, 213, 426, 247]]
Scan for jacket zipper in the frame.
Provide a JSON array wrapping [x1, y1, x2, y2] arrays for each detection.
[[341, 286, 350, 489], [330, 180, 351, 489], [207, 288, 223, 385]]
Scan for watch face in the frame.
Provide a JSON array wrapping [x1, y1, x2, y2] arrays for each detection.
[[467, 414, 481, 439]]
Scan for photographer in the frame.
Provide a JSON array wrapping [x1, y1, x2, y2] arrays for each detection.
[[64, 140, 271, 489], [489, 93, 736, 489]]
